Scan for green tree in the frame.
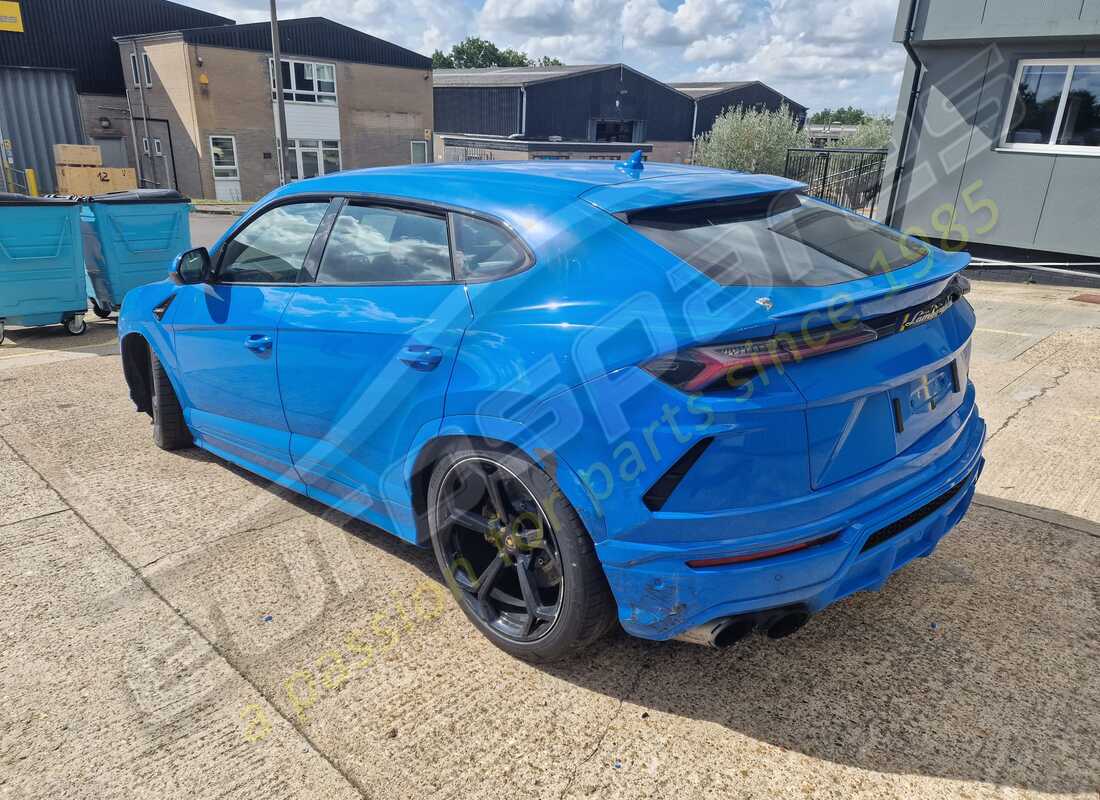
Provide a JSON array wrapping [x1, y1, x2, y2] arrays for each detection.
[[693, 103, 810, 175], [836, 117, 894, 150], [809, 106, 870, 125], [431, 37, 562, 69], [431, 50, 455, 69]]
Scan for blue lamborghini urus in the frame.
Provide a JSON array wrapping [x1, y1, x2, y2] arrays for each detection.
[[119, 157, 985, 660]]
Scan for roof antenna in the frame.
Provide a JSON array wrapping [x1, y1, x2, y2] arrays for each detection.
[[618, 149, 645, 173]]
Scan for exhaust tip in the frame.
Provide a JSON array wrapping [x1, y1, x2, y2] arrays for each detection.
[[712, 617, 755, 648], [765, 610, 810, 639]]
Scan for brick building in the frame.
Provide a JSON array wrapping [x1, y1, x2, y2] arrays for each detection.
[[116, 16, 433, 201]]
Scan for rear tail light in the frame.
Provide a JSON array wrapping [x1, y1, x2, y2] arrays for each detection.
[[644, 323, 878, 392]]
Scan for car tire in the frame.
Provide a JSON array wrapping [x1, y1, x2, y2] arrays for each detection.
[[427, 443, 617, 661], [149, 350, 192, 451]]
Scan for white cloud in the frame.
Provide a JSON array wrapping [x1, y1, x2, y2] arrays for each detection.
[[180, 0, 907, 113]]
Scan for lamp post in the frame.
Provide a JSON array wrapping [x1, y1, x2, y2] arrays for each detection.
[[270, 0, 290, 185]]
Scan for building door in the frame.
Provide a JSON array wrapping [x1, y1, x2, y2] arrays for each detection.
[[287, 139, 340, 181], [210, 135, 241, 201], [591, 119, 645, 143], [92, 136, 127, 168]]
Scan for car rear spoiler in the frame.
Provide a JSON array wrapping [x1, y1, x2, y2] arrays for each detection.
[[580, 173, 807, 215]]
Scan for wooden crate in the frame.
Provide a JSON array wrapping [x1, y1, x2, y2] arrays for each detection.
[[56, 166, 137, 196], [53, 143, 102, 167]]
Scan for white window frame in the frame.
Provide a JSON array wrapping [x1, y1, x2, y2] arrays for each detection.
[[410, 139, 428, 164], [153, 138, 163, 156], [269, 58, 338, 105], [209, 135, 240, 179], [286, 139, 342, 180], [141, 137, 150, 156], [999, 57, 1100, 156], [142, 52, 153, 88], [130, 52, 141, 87]]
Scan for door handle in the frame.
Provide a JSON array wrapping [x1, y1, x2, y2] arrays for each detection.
[[244, 334, 273, 352], [399, 345, 443, 371]]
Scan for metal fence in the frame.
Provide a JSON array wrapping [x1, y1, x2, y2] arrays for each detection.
[[784, 148, 888, 218]]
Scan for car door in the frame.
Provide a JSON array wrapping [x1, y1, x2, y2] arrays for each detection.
[[277, 199, 472, 538], [170, 200, 330, 486]]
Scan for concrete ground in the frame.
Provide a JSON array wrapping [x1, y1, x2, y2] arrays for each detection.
[[0, 219, 1097, 798], [968, 282, 1100, 523]]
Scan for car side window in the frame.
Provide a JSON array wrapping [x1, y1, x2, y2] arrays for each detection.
[[453, 214, 529, 280], [316, 204, 452, 284], [217, 202, 329, 284]]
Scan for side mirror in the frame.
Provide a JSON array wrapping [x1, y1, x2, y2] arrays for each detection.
[[173, 247, 210, 285]]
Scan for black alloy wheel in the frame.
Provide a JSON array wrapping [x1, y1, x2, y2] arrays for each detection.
[[434, 456, 564, 643]]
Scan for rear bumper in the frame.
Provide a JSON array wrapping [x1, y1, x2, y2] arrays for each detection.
[[598, 399, 986, 641]]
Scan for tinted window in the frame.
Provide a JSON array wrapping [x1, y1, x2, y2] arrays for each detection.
[[317, 205, 452, 284], [627, 192, 929, 288], [453, 215, 528, 280], [1006, 65, 1069, 145], [218, 203, 328, 284], [1057, 65, 1100, 147]]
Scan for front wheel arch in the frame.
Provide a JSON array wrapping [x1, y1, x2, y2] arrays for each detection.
[[121, 333, 153, 416]]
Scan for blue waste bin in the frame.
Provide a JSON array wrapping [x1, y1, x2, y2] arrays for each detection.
[[82, 189, 191, 318], [0, 193, 87, 343]]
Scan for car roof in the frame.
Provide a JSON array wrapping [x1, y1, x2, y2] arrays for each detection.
[[273, 160, 805, 245]]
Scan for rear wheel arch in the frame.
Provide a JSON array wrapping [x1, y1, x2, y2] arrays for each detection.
[[409, 433, 606, 549]]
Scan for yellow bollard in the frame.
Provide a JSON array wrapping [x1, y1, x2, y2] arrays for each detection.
[[24, 168, 38, 196]]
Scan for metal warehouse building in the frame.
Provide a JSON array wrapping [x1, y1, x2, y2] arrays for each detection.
[[433, 65, 807, 164], [0, 0, 231, 193], [433, 65, 699, 163], [670, 81, 809, 137]]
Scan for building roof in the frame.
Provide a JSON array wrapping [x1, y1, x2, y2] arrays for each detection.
[[122, 17, 431, 71], [0, 0, 232, 95], [669, 80, 808, 112], [668, 81, 754, 98], [433, 65, 614, 88]]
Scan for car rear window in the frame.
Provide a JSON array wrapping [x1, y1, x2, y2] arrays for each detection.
[[626, 191, 929, 287]]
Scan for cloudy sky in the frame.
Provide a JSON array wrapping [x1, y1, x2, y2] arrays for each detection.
[[184, 0, 906, 114]]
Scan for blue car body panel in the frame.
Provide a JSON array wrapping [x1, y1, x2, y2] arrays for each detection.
[[118, 160, 986, 642], [166, 283, 302, 486], [278, 283, 472, 540]]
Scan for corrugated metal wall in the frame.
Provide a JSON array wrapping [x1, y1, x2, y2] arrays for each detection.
[[524, 67, 695, 141], [0, 0, 232, 95], [434, 87, 522, 136], [0, 67, 84, 194], [696, 85, 807, 136]]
